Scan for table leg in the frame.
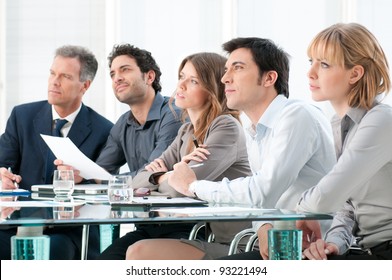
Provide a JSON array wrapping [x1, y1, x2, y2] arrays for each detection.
[[81, 224, 90, 260]]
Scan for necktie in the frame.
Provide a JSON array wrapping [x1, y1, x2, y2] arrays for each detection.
[[45, 119, 68, 183], [53, 119, 68, 137]]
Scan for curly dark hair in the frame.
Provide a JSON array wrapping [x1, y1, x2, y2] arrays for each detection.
[[108, 44, 162, 93]]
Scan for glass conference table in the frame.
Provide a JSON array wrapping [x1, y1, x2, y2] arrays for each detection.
[[0, 194, 333, 259]]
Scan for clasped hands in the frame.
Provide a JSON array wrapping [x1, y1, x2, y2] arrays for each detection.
[[148, 144, 210, 189]]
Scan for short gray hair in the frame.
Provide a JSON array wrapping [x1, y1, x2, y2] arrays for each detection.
[[55, 45, 98, 82]]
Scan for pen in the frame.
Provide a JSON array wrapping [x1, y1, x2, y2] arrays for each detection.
[[166, 163, 204, 174], [7, 167, 19, 189], [306, 232, 316, 243], [192, 136, 199, 148]]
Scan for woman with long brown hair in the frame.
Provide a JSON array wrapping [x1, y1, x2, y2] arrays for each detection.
[[124, 52, 252, 259]]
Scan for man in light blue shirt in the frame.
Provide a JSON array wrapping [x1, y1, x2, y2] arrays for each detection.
[[168, 37, 336, 259]]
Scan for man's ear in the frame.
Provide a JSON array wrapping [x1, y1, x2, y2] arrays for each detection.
[[263, 71, 278, 88], [145, 70, 156, 85], [82, 80, 91, 94], [349, 65, 364, 84]]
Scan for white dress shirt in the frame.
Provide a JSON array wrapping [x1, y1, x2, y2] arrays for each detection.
[[191, 95, 336, 230], [51, 104, 81, 137], [297, 104, 392, 252]]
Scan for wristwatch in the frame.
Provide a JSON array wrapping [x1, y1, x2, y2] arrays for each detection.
[[188, 181, 198, 198]]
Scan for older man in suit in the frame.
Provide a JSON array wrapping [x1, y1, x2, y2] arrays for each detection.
[[0, 45, 113, 260]]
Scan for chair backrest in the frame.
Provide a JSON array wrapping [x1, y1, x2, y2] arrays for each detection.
[[188, 222, 215, 242], [228, 228, 256, 255]]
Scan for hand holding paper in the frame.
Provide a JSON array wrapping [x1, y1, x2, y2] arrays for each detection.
[[41, 134, 112, 180]]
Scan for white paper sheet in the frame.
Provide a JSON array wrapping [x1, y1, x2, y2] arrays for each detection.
[[77, 204, 111, 219], [132, 196, 206, 204], [41, 134, 112, 180], [0, 200, 85, 208], [154, 206, 276, 215]]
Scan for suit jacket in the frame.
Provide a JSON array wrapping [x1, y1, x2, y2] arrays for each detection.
[[0, 100, 113, 190]]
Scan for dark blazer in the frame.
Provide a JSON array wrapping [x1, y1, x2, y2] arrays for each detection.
[[0, 100, 113, 259], [0, 100, 113, 190]]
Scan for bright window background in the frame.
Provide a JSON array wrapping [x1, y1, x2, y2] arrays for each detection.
[[1, 0, 392, 132]]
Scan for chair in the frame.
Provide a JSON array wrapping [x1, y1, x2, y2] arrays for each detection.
[[228, 228, 256, 255], [245, 232, 259, 252], [188, 222, 215, 242]]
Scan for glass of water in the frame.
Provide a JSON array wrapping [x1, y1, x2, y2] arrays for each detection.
[[53, 196, 75, 220], [53, 170, 74, 197], [108, 175, 133, 204]]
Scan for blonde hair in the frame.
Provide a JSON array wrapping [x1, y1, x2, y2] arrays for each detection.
[[307, 23, 390, 110]]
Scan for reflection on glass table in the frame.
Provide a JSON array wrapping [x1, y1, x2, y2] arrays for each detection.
[[0, 195, 333, 260], [0, 195, 332, 227]]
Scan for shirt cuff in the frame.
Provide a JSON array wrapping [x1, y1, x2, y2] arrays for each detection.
[[325, 235, 349, 255]]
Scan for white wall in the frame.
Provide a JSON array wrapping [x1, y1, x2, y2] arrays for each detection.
[[2, 0, 108, 120], [1, 0, 392, 132]]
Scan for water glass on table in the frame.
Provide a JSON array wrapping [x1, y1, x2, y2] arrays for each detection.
[[108, 175, 133, 204], [268, 221, 302, 260], [53, 196, 75, 219], [11, 226, 50, 260], [53, 170, 74, 197]]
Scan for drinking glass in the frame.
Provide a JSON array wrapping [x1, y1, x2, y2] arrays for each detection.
[[53, 170, 74, 197], [53, 197, 75, 219], [268, 221, 302, 260], [107, 175, 133, 204], [11, 226, 50, 260]]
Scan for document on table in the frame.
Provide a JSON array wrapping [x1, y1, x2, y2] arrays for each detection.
[[77, 204, 111, 219], [41, 134, 112, 180], [132, 196, 207, 205], [0, 200, 85, 208], [110, 196, 208, 209], [154, 206, 276, 216]]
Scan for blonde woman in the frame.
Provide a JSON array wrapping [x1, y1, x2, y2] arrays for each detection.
[[298, 23, 392, 260]]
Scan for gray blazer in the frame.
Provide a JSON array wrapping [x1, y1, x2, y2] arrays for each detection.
[[133, 114, 252, 244]]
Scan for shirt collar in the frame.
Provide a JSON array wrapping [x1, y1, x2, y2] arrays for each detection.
[[51, 104, 82, 124], [246, 94, 288, 136], [331, 106, 369, 126], [127, 92, 166, 126], [345, 106, 368, 124], [146, 92, 165, 121]]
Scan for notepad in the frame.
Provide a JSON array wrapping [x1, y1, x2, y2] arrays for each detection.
[[31, 184, 108, 195], [110, 196, 208, 211]]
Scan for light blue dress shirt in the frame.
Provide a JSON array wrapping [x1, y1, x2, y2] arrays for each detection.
[[191, 95, 336, 231]]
